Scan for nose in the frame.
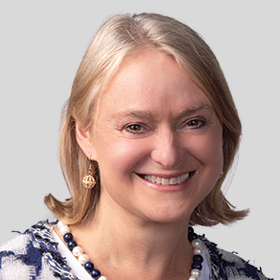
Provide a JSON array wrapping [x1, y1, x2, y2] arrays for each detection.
[[150, 127, 182, 169]]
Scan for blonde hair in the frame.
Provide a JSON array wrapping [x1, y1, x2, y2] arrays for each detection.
[[45, 13, 248, 226]]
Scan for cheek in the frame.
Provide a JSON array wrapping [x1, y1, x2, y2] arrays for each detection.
[[96, 137, 150, 181], [185, 132, 223, 206], [188, 131, 224, 174], [199, 127, 223, 160], [201, 137, 223, 164]]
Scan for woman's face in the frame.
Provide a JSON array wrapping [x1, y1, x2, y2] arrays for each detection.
[[79, 49, 223, 224]]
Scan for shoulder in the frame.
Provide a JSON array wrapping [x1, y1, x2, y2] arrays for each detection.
[[200, 235, 273, 280], [0, 220, 78, 280]]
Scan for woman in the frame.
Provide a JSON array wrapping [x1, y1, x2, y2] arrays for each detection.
[[0, 13, 272, 280]]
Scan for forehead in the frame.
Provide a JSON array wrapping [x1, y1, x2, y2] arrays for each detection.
[[96, 49, 212, 117]]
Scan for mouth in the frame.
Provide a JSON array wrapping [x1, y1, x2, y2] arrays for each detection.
[[137, 172, 194, 186]]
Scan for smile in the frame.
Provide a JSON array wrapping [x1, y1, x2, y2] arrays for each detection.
[[139, 173, 192, 185]]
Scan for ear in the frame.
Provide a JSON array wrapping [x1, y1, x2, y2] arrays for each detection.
[[75, 122, 97, 160]]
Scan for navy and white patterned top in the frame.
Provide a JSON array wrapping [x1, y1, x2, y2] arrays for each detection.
[[0, 220, 272, 280]]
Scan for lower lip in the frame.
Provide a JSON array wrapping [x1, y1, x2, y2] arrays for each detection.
[[136, 173, 194, 192]]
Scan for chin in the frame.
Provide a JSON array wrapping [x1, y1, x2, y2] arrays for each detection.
[[139, 204, 195, 225]]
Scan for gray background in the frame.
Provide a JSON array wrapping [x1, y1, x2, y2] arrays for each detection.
[[1, 1, 279, 279]]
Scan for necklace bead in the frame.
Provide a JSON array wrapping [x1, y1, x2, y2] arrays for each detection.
[[57, 221, 203, 280], [73, 246, 83, 257], [193, 247, 203, 256], [193, 255, 203, 264], [91, 269, 101, 279], [67, 240, 78, 250], [79, 253, 90, 265], [59, 224, 70, 235], [63, 232, 73, 242], [191, 239, 201, 248], [85, 261, 94, 272], [191, 269, 201, 278]]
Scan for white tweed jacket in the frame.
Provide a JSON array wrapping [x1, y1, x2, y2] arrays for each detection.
[[0, 220, 272, 280]]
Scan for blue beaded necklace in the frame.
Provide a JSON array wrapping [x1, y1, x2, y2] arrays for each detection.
[[57, 222, 204, 280]]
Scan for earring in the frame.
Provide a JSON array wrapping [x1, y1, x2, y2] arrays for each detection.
[[219, 171, 224, 179], [82, 157, 96, 189]]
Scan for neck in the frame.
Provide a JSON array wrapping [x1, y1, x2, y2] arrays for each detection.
[[71, 197, 194, 280]]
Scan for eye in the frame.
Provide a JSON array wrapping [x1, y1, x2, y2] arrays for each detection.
[[185, 119, 205, 129], [125, 124, 145, 134]]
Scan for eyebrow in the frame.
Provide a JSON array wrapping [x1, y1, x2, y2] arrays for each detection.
[[111, 104, 215, 122], [177, 104, 215, 119], [110, 110, 154, 121]]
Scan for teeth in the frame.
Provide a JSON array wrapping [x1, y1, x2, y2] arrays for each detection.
[[143, 173, 190, 185], [156, 177, 162, 184]]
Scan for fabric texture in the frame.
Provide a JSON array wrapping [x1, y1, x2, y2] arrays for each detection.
[[0, 220, 273, 280]]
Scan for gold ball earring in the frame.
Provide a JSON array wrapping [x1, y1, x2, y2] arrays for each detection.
[[82, 157, 96, 189], [218, 171, 224, 179]]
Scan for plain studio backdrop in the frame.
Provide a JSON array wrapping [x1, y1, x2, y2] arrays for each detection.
[[0, 1, 278, 279]]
